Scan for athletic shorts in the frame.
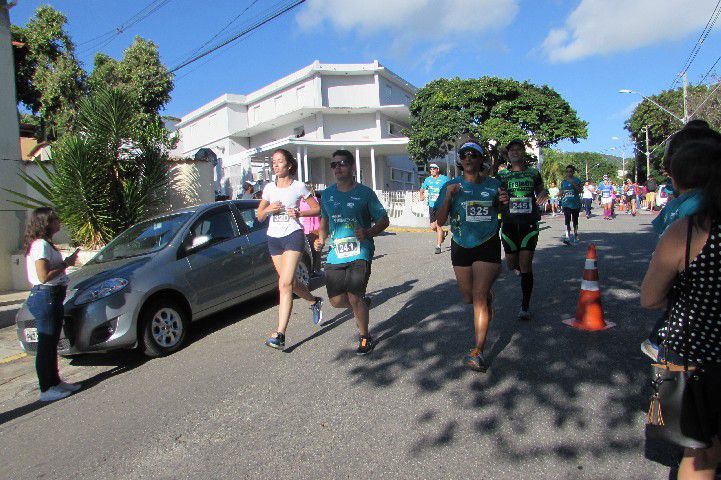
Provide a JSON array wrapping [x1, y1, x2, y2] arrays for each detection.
[[428, 206, 438, 224], [267, 229, 305, 256], [451, 235, 501, 267], [550, 198, 559, 205], [501, 222, 539, 254], [325, 260, 372, 298]]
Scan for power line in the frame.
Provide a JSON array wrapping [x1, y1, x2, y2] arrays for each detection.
[[698, 54, 721, 84], [170, 0, 261, 68], [670, 0, 721, 88], [169, 0, 306, 74]]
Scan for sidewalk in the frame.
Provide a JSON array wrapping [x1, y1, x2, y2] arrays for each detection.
[[0, 291, 29, 362]]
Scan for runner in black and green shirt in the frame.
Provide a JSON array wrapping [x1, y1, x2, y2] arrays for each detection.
[[496, 140, 547, 321]]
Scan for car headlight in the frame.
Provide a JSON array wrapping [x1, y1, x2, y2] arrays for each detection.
[[75, 278, 129, 305]]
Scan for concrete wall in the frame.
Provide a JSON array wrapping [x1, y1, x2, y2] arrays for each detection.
[[322, 75, 377, 108], [323, 113, 378, 140], [0, 1, 24, 290], [248, 77, 316, 126], [379, 76, 413, 106]]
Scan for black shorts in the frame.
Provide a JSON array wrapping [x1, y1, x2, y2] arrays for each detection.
[[451, 235, 501, 267], [429, 206, 438, 224], [267, 229, 306, 256], [325, 260, 372, 298], [500, 222, 539, 254]]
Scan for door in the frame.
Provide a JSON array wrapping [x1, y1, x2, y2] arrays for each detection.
[[232, 204, 276, 290], [182, 205, 252, 312]]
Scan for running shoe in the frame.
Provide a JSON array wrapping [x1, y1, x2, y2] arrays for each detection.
[[39, 386, 72, 402], [641, 339, 659, 362], [265, 332, 285, 349], [310, 297, 323, 325], [58, 381, 82, 392], [356, 335, 375, 355], [517, 309, 532, 321], [574, 234, 580, 244], [435, 246, 441, 255], [464, 348, 488, 372]]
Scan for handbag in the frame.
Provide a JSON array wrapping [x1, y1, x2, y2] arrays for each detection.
[[644, 217, 710, 450]]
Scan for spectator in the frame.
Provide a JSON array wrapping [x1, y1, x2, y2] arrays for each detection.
[[239, 182, 254, 200]]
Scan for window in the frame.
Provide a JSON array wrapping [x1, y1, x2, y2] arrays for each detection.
[[385, 84, 392, 98], [294, 126, 305, 138], [232, 204, 266, 233], [186, 207, 237, 250], [388, 122, 403, 136]]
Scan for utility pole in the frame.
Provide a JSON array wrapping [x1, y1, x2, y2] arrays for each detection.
[[644, 126, 651, 179], [683, 72, 689, 124]]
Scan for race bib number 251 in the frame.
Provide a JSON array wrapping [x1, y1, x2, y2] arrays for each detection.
[[465, 201, 493, 222]]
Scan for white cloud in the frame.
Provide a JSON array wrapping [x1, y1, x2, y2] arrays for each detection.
[[542, 0, 721, 63], [418, 43, 455, 71], [297, 0, 519, 46]]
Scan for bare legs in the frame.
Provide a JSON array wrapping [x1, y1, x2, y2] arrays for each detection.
[[328, 293, 369, 336], [271, 251, 316, 335], [453, 261, 500, 349], [678, 438, 721, 480]]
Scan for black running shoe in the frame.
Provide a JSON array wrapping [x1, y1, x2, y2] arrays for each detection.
[[356, 335, 375, 355]]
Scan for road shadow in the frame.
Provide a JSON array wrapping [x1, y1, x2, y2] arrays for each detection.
[[333, 226, 681, 470]]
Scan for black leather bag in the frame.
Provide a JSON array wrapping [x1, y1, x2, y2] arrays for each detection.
[[644, 218, 710, 450]]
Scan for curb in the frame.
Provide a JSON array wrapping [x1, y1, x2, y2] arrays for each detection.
[[0, 352, 27, 365]]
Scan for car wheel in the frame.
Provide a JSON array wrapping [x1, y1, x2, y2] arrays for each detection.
[[295, 254, 311, 289], [139, 299, 189, 358]]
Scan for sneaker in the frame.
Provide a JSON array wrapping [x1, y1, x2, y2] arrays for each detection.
[[356, 335, 375, 355], [464, 348, 489, 372], [310, 297, 323, 325], [265, 332, 285, 349], [58, 381, 81, 392], [574, 234, 580, 244], [435, 246, 441, 255], [39, 385, 72, 402], [641, 339, 659, 362], [517, 309, 532, 321]]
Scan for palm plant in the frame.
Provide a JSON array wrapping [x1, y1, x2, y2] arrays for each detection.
[[6, 88, 173, 248]]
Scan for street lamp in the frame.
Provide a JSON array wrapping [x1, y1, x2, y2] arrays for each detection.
[[619, 88, 687, 125]]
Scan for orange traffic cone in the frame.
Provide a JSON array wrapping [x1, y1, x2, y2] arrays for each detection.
[[563, 243, 615, 331]]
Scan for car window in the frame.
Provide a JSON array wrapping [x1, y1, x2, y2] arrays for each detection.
[[188, 207, 237, 247], [237, 206, 266, 232]]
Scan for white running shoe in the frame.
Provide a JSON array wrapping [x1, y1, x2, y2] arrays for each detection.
[[39, 385, 72, 402], [58, 381, 82, 392]]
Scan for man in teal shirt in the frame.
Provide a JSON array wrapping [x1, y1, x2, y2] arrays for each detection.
[[316, 150, 389, 355], [420, 163, 450, 254]]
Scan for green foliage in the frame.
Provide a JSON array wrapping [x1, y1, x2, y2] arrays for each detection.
[[407, 77, 588, 166], [6, 89, 174, 248], [11, 5, 86, 140], [541, 149, 617, 186]]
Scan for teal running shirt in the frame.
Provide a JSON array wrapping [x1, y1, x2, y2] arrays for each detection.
[[421, 174, 450, 208], [561, 177, 582, 209], [436, 176, 501, 248], [320, 183, 387, 265]]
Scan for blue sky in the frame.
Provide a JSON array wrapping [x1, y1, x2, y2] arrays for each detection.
[[10, 0, 721, 156]]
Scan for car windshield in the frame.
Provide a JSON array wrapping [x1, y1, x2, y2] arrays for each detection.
[[88, 213, 193, 264]]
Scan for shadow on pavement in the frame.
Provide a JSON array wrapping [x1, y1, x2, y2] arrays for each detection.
[[333, 226, 682, 470]]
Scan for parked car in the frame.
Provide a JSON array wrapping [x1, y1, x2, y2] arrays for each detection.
[[16, 200, 314, 357]]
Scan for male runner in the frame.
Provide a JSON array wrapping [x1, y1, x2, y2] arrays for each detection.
[[315, 150, 390, 355], [598, 175, 614, 219], [420, 163, 450, 254], [496, 139, 547, 321]]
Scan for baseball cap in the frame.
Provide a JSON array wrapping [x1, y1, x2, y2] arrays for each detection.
[[506, 139, 525, 150], [458, 142, 485, 155], [428, 163, 439, 169]]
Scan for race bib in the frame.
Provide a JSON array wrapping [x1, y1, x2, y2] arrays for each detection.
[[465, 201, 493, 223], [601, 190, 611, 198], [563, 190, 575, 199], [272, 212, 289, 222], [509, 197, 532, 214], [429, 192, 439, 203], [334, 236, 361, 259]]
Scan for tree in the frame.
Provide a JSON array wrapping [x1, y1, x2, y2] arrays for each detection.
[[6, 89, 174, 248], [407, 77, 588, 166], [88, 36, 174, 122], [541, 149, 617, 186], [11, 5, 86, 140]]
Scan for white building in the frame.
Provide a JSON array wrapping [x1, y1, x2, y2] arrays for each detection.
[[174, 60, 422, 198]]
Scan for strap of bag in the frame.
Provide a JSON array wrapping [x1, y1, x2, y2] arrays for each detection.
[[681, 217, 693, 371]]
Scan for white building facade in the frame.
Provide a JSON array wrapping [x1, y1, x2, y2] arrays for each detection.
[[175, 61, 424, 203]]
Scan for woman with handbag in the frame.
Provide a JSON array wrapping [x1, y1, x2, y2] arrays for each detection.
[[641, 139, 721, 479], [24, 208, 82, 402]]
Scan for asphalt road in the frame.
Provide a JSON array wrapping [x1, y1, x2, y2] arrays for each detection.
[[0, 211, 677, 480]]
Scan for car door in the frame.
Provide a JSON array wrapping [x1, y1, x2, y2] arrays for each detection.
[[182, 205, 251, 312], [232, 204, 276, 291]]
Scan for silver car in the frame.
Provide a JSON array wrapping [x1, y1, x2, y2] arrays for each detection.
[[16, 200, 314, 357]]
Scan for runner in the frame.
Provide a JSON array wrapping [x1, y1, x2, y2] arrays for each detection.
[[547, 182, 560, 217], [435, 141, 508, 372], [420, 163, 450, 254], [560, 165, 583, 244], [624, 178, 637, 216], [314, 150, 389, 355], [598, 175, 614, 219], [258, 149, 324, 349], [496, 139, 546, 321], [582, 180, 595, 218]]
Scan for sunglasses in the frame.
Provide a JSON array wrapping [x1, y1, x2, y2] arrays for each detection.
[[330, 160, 351, 169], [460, 151, 480, 159]]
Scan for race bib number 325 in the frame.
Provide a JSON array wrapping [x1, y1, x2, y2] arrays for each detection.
[[334, 236, 361, 258], [465, 201, 493, 222]]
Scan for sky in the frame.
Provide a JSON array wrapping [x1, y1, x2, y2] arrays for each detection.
[[9, 0, 721, 157]]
